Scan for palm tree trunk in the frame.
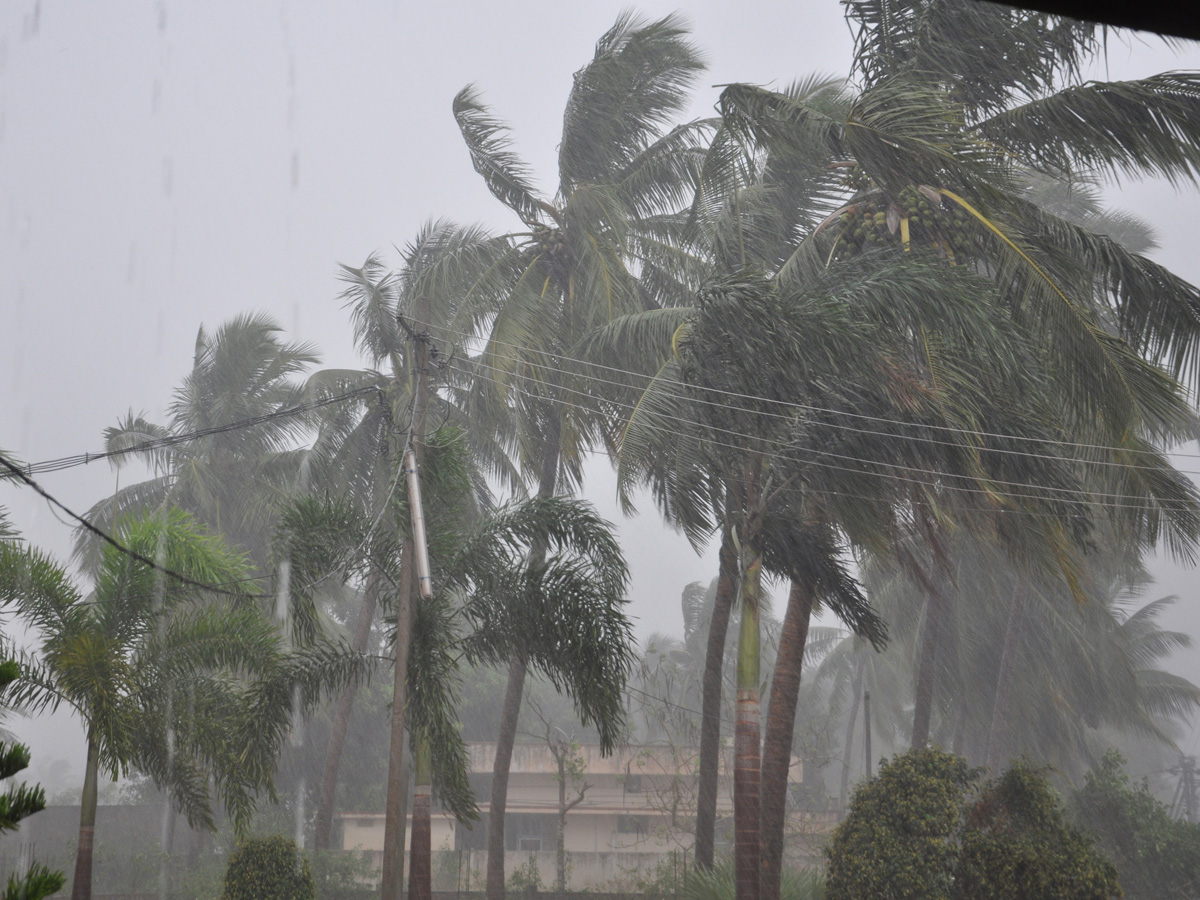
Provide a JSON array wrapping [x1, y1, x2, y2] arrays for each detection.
[[910, 585, 946, 750], [759, 579, 814, 900], [555, 743, 568, 897], [985, 578, 1029, 771], [409, 736, 433, 900], [838, 664, 865, 812], [486, 426, 560, 900], [734, 539, 763, 900], [71, 731, 100, 900], [382, 546, 416, 900], [314, 568, 382, 850], [694, 519, 737, 871], [383, 292, 431, 900], [486, 655, 528, 900]]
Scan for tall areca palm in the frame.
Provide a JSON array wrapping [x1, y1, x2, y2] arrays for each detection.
[[0, 511, 299, 900], [441, 496, 634, 900]]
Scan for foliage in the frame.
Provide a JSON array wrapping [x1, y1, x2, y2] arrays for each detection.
[[826, 748, 1117, 900], [221, 836, 316, 900], [826, 748, 973, 900], [0, 658, 66, 900], [956, 760, 1119, 900], [505, 855, 543, 893], [1070, 749, 1200, 899], [682, 860, 825, 900], [309, 849, 378, 900]]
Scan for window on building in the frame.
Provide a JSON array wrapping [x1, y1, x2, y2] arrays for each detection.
[[616, 815, 649, 835], [519, 838, 542, 852]]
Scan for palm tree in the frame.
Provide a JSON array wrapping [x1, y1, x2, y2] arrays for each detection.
[[435, 15, 709, 899], [0, 511, 294, 900], [702, 8, 1200, 895], [443, 496, 635, 900], [75, 312, 320, 573]]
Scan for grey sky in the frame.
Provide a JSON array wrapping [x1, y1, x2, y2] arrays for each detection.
[[2, 1, 1199, 786]]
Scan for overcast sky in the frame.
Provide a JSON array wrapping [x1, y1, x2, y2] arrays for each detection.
[[3, 1, 1199, 788]]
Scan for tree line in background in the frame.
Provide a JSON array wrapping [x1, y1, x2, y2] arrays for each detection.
[[5, 2, 1200, 900]]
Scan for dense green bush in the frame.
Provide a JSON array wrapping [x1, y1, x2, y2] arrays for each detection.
[[825, 747, 973, 900], [956, 760, 1119, 900], [1071, 749, 1200, 899], [826, 748, 1118, 900], [221, 836, 316, 900]]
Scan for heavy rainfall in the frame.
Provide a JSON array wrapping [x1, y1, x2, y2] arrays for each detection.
[[3, 2, 1200, 900]]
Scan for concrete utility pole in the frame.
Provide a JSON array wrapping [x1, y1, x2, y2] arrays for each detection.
[[1171, 756, 1198, 824], [381, 294, 432, 900], [863, 691, 873, 779]]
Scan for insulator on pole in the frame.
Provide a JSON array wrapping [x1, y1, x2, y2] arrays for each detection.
[[404, 448, 434, 599]]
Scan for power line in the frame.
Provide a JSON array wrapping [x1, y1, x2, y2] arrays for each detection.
[[436, 322, 1200, 465], [0, 454, 267, 600], [18, 385, 381, 477], [452, 357, 1200, 515]]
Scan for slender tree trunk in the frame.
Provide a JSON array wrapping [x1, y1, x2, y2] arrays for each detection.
[[382, 558, 415, 900], [71, 731, 99, 900], [951, 701, 968, 756], [838, 664, 865, 812], [910, 585, 946, 750], [863, 691, 872, 778], [315, 568, 383, 850], [486, 655, 529, 900], [734, 539, 763, 900], [985, 578, 1029, 771], [383, 293, 431, 900], [759, 579, 814, 900], [486, 426, 559, 900], [556, 750, 567, 898], [695, 519, 737, 871], [409, 737, 433, 900]]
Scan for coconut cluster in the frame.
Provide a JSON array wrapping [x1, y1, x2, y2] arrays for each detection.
[[834, 185, 973, 259], [531, 224, 568, 262]]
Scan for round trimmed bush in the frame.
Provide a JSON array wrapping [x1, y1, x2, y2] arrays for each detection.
[[222, 835, 316, 900]]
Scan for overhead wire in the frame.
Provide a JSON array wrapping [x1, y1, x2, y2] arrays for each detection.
[[449, 356, 1200, 515], [434, 321, 1200, 465], [0, 454, 272, 600], [17, 384, 382, 477]]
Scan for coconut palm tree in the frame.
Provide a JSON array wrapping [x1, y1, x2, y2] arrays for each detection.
[[700, 8, 1200, 895], [75, 312, 320, 574], [432, 15, 710, 898]]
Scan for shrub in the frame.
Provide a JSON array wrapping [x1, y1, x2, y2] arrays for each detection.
[[683, 860, 823, 900], [1070, 749, 1200, 899], [221, 836, 316, 900], [956, 760, 1119, 900], [825, 747, 973, 900], [826, 748, 1118, 900], [1, 657, 66, 900]]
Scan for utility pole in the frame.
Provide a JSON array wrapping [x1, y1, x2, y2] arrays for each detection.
[[1171, 756, 1198, 824], [863, 691, 873, 779], [382, 294, 432, 900]]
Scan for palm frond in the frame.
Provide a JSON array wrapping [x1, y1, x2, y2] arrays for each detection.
[[453, 86, 546, 224], [983, 73, 1200, 187], [558, 12, 705, 193]]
